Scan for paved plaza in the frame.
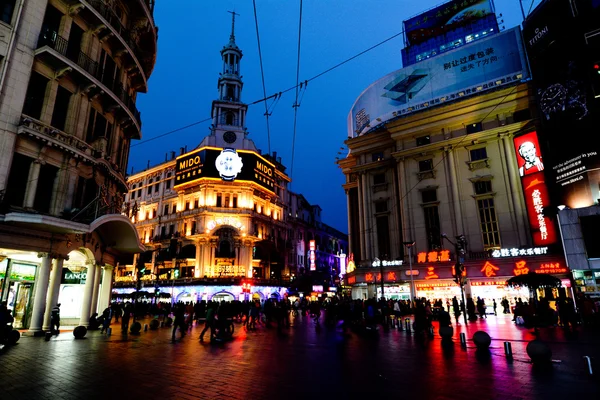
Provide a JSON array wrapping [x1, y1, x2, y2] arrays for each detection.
[[1, 315, 599, 400]]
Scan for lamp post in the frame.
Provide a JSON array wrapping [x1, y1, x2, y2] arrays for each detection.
[[442, 234, 468, 325], [403, 242, 416, 306]]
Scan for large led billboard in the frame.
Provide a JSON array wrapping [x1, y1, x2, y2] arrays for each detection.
[[175, 147, 275, 192], [513, 131, 557, 246], [404, 0, 494, 46], [524, 0, 600, 208], [348, 27, 528, 138]]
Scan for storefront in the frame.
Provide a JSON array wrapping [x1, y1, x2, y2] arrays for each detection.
[[0, 255, 38, 329]]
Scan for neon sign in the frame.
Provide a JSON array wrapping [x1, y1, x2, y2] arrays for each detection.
[[536, 262, 568, 274], [481, 261, 500, 278], [417, 250, 451, 263], [347, 276, 356, 284], [424, 267, 439, 280], [309, 240, 316, 271], [387, 271, 397, 281], [513, 260, 529, 276], [372, 260, 403, 267], [405, 270, 419, 276], [492, 247, 548, 257]]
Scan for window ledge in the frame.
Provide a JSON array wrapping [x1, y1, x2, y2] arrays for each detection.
[[420, 201, 440, 208], [472, 192, 496, 200], [372, 183, 388, 193], [417, 170, 436, 181], [467, 158, 490, 171]]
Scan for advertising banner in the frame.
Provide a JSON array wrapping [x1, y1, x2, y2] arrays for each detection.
[[513, 131, 557, 246], [175, 147, 275, 192], [404, 0, 494, 46], [524, 0, 600, 208], [348, 27, 528, 138]]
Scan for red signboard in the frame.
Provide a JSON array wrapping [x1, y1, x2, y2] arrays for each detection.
[[417, 250, 451, 263], [536, 262, 568, 274], [514, 131, 557, 246]]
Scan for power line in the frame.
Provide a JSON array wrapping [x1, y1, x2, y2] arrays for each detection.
[[290, 0, 303, 186], [131, 26, 407, 148], [252, 0, 272, 155], [130, 118, 212, 148]]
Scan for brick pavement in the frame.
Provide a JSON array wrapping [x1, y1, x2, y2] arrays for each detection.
[[0, 314, 598, 400]]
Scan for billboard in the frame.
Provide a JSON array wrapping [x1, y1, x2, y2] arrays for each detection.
[[175, 147, 275, 192], [348, 27, 528, 138], [524, 0, 600, 209], [404, 0, 494, 46], [513, 132, 557, 246]]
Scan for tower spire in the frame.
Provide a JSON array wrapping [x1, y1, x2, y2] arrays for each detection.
[[227, 10, 239, 42]]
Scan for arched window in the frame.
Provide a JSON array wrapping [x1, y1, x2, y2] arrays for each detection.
[[225, 111, 235, 125]]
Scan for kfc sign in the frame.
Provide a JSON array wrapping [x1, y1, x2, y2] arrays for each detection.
[[514, 132, 557, 246]]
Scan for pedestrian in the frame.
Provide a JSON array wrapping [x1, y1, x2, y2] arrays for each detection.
[[452, 296, 461, 324], [199, 303, 215, 341], [493, 299, 497, 316], [50, 303, 61, 335], [171, 303, 186, 341], [101, 305, 113, 334], [121, 302, 131, 333]]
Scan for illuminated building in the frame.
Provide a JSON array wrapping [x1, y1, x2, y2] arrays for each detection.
[[119, 15, 347, 302], [0, 0, 157, 331], [339, 13, 572, 302]]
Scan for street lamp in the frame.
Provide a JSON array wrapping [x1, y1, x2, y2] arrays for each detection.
[[403, 241, 416, 305], [441, 233, 468, 324]]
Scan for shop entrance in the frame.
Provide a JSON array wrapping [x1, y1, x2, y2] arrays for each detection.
[[212, 292, 235, 302], [8, 281, 33, 329]]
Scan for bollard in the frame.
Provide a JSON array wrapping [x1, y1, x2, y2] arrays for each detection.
[[107, 327, 112, 336], [144, 324, 148, 332], [584, 356, 593, 375], [504, 341, 513, 358], [398, 318, 404, 331], [460, 332, 466, 347], [405, 318, 411, 333], [160, 321, 164, 328]]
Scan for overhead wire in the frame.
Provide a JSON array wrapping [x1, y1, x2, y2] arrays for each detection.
[[252, 0, 272, 155], [131, 26, 407, 148], [290, 0, 303, 185]]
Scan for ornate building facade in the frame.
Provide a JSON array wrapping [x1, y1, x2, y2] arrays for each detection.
[[0, 0, 157, 331], [120, 17, 347, 301]]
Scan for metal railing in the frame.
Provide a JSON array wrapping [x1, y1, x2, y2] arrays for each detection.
[[37, 29, 141, 126]]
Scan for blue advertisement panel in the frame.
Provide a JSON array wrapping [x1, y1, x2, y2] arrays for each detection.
[[404, 0, 494, 46], [348, 27, 528, 138]]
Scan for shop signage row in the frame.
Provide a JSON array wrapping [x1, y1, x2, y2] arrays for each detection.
[[491, 247, 549, 258], [417, 250, 451, 263], [346, 258, 568, 284], [372, 260, 403, 267]]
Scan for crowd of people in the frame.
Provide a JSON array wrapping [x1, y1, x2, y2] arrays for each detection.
[[97, 292, 598, 342]]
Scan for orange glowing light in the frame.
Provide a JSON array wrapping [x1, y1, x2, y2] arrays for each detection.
[[513, 260, 529, 276], [427, 251, 438, 263], [417, 252, 427, 263], [481, 261, 500, 278], [439, 250, 451, 262], [387, 271, 397, 281], [424, 266, 439, 280]]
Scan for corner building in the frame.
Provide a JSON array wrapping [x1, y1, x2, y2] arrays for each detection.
[[340, 14, 572, 303], [0, 0, 157, 331], [121, 19, 348, 303]]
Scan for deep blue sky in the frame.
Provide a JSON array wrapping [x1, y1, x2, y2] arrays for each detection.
[[131, 0, 540, 233]]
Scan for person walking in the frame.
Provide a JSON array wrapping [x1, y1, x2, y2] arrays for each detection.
[[50, 303, 61, 335], [452, 296, 461, 324], [100, 305, 113, 334], [199, 303, 215, 341], [171, 303, 186, 341], [493, 299, 498, 316], [121, 302, 132, 333]]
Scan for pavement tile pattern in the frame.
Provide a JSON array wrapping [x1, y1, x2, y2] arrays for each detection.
[[0, 314, 599, 399]]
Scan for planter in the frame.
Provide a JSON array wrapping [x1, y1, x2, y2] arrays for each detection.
[[130, 322, 142, 334], [526, 340, 552, 364], [439, 326, 454, 340], [149, 319, 160, 330]]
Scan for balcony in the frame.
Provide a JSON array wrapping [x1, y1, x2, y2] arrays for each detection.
[[72, 0, 150, 91], [17, 115, 99, 163], [36, 31, 142, 138]]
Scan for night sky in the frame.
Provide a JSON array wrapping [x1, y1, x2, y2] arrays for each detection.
[[130, 0, 540, 233]]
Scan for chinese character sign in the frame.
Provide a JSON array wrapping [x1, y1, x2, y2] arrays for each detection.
[[418, 250, 452, 263], [309, 240, 316, 271], [513, 261, 529, 276], [481, 261, 500, 278], [514, 132, 557, 246]]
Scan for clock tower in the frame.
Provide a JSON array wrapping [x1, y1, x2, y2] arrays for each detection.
[[208, 11, 248, 150]]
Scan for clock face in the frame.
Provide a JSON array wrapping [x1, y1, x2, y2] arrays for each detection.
[[223, 131, 237, 144], [540, 83, 567, 118], [215, 148, 243, 181]]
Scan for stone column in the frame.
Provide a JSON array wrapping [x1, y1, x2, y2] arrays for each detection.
[[42, 257, 64, 331], [397, 158, 413, 244], [446, 147, 464, 235], [23, 160, 42, 208], [195, 242, 202, 277], [98, 266, 114, 313], [79, 262, 96, 327], [362, 174, 372, 261], [357, 174, 366, 261], [502, 135, 528, 245], [346, 190, 353, 256], [90, 264, 102, 315], [28, 254, 53, 335]]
